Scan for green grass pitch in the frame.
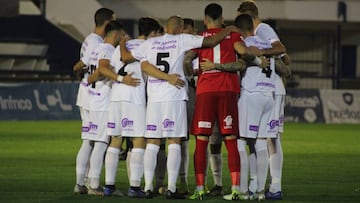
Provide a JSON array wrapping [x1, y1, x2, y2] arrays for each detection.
[[0, 121, 359, 202]]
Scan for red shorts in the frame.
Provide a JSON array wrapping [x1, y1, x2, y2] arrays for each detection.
[[191, 92, 239, 136]]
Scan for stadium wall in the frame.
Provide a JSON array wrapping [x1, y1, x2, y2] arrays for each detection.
[[1, 82, 359, 123]]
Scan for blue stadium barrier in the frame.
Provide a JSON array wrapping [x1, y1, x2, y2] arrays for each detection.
[[0, 82, 80, 120]]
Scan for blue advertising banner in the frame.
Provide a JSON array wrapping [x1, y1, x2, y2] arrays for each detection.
[[0, 82, 80, 120], [284, 89, 324, 123]]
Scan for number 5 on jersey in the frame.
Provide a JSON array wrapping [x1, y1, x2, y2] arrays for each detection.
[[156, 52, 170, 73]]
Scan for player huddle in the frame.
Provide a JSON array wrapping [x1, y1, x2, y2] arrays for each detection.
[[73, 0, 291, 201]]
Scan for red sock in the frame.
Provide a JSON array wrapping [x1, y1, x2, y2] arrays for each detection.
[[194, 138, 209, 187], [224, 138, 240, 186]]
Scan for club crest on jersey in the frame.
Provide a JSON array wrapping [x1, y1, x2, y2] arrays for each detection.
[[223, 115, 233, 129]]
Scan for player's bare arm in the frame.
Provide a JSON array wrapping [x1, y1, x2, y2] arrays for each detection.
[[87, 68, 100, 83], [88, 59, 141, 87], [119, 37, 137, 63], [141, 60, 185, 89], [281, 53, 291, 65], [250, 41, 286, 56], [73, 60, 87, 80], [201, 25, 239, 48], [183, 51, 198, 76], [200, 58, 247, 72], [275, 58, 291, 78], [233, 42, 269, 68], [200, 54, 268, 73]]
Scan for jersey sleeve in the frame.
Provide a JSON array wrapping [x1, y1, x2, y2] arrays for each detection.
[[181, 34, 204, 52], [111, 46, 121, 70], [98, 46, 113, 61], [80, 38, 99, 65], [131, 41, 148, 61], [256, 23, 280, 44]]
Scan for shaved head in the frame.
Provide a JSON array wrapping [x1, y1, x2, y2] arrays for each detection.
[[166, 16, 184, 34]]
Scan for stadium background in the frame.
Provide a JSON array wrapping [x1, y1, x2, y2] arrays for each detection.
[[0, 0, 359, 202]]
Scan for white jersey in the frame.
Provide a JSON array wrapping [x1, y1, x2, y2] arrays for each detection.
[[131, 33, 204, 103], [110, 39, 146, 104], [254, 23, 285, 95], [241, 35, 275, 93], [76, 33, 103, 109], [86, 43, 115, 111]]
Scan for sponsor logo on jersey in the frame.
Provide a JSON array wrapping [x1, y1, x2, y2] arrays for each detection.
[[107, 122, 116, 129], [268, 119, 278, 130], [122, 118, 134, 128], [198, 121, 211, 128], [89, 122, 98, 130], [249, 125, 259, 132], [147, 125, 157, 131]]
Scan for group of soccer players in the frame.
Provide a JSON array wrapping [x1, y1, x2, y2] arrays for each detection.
[[73, 0, 291, 201]]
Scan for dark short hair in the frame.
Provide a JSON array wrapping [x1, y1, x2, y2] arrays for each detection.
[[138, 17, 162, 37], [234, 14, 253, 32], [105, 20, 124, 35], [237, 1, 258, 18], [94, 8, 115, 27], [204, 3, 222, 20], [183, 18, 195, 28]]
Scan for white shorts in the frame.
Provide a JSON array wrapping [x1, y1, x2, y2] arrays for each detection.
[[238, 91, 276, 139], [145, 101, 187, 139], [80, 107, 90, 140], [274, 95, 285, 133], [107, 101, 146, 137], [88, 110, 110, 143]]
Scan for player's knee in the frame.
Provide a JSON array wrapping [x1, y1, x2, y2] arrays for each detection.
[[109, 136, 122, 148]]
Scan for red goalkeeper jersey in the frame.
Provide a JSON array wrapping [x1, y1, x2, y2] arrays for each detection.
[[195, 28, 241, 94]]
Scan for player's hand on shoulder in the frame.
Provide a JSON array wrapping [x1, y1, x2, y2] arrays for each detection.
[[167, 74, 185, 89], [122, 72, 141, 87], [260, 56, 270, 69], [119, 34, 132, 45], [200, 58, 215, 72]]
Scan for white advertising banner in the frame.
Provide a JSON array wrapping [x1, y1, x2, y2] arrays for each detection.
[[320, 89, 360, 124]]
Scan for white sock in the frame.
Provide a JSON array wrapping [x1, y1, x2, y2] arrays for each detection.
[[130, 148, 145, 187], [144, 143, 159, 191], [269, 135, 283, 192], [255, 139, 269, 193], [209, 153, 222, 186], [248, 152, 257, 193], [76, 140, 93, 186], [105, 146, 120, 185], [88, 142, 108, 189], [126, 150, 131, 183], [167, 143, 181, 193], [155, 145, 166, 188], [179, 140, 189, 185], [237, 139, 249, 193]]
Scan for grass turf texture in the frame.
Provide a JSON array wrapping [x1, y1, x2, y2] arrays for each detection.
[[0, 121, 359, 202]]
